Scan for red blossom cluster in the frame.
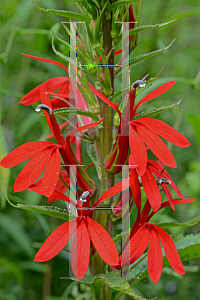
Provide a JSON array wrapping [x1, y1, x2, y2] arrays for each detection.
[[0, 53, 194, 284]]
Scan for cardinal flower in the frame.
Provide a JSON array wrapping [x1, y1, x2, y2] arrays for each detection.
[[0, 141, 62, 197], [116, 197, 195, 284], [19, 54, 69, 109], [34, 196, 119, 281]]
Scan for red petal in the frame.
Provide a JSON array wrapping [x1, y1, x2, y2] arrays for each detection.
[[42, 148, 61, 197], [148, 198, 195, 221], [93, 178, 129, 209], [129, 124, 147, 176], [153, 225, 185, 275], [14, 148, 54, 192], [19, 77, 69, 105], [87, 217, 119, 265], [0, 141, 53, 168], [130, 168, 141, 211], [148, 225, 163, 284], [46, 121, 69, 139], [141, 168, 161, 212], [34, 219, 76, 262], [137, 118, 190, 148], [71, 217, 90, 281], [148, 160, 183, 198], [133, 81, 176, 114], [122, 224, 149, 266], [88, 83, 121, 116], [135, 123, 177, 168], [21, 53, 68, 74], [67, 119, 103, 141], [162, 185, 175, 211]]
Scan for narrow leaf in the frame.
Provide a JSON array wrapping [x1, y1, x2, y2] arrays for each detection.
[[33, 2, 87, 22]]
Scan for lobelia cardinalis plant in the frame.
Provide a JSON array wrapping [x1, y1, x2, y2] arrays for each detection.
[[1, 1, 199, 300]]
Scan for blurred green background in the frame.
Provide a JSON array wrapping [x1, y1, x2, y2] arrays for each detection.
[[0, 1, 200, 299]]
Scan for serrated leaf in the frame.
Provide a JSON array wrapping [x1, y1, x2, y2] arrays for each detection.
[[71, 270, 151, 300], [133, 100, 181, 120], [6, 192, 69, 221], [116, 39, 176, 76], [33, 1, 88, 22], [0, 127, 10, 209], [130, 234, 200, 285], [36, 106, 100, 122], [117, 19, 176, 43], [155, 219, 200, 229]]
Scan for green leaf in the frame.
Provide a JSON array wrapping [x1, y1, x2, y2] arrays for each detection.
[[116, 39, 176, 76], [33, 1, 88, 22], [130, 234, 200, 285], [6, 192, 69, 221], [154, 219, 200, 229], [72, 270, 151, 300], [0, 213, 34, 257], [133, 98, 182, 120], [0, 127, 10, 209], [116, 19, 176, 44], [51, 107, 100, 122]]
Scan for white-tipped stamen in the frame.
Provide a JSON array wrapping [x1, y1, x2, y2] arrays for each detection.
[[35, 104, 52, 114], [132, 80, 146, 89], [80, 191, 90, 202]]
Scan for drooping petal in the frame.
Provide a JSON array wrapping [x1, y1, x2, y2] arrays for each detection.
[[161, 184, 175, 211], [66, 118, 103, 143], [137, 118, 190, 148], [135, 123, 177, 168], [122, 223, 149, 266], [147, 160, 183, 198], [93, 177, 129, 209], [42, 148, 61, 197], [129, 124, 147, 176], [0, 141, 53, 168], [14, 148, 54, 192], [87, 217, 119, 266], [88, 83, 121, 116], [19, 77, 69, 105], [141, 168, 161, 212], [153, 225, 185, 275], [133, 81, 176, 114], [21, 53, 69, 74], [148, 225, 163, 284], [71, 217, 90, 281], [147, 198, 195, 221], [130, 168, 141, 211], [34, 219, 77, 262]]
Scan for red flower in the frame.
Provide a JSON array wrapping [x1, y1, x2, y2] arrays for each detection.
[[142, 160, 183, 212], [0, 141, 61, 197], [34, 207, 119, 281], [122, 223, 185, 284], [116, 197, 195, 284]]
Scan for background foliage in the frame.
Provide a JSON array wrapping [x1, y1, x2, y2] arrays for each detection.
[[0, 0, 200, 299]]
